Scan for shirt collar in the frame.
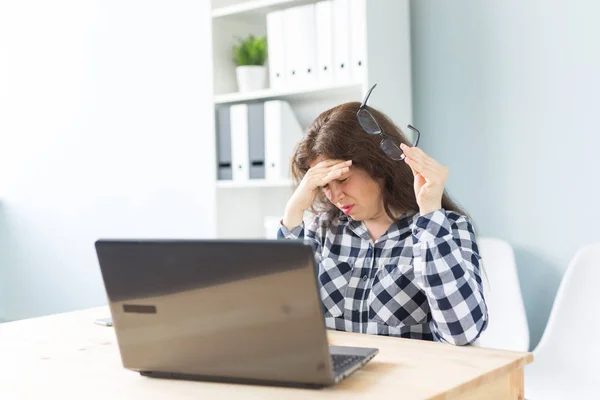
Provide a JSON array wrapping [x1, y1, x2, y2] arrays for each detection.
[[338, 210, 417, 243]]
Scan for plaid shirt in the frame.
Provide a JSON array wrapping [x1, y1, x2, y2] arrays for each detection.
[[278, 209, 488, 345]]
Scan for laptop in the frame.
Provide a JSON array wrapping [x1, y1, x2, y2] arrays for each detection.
[[94, 239, 378, 388]]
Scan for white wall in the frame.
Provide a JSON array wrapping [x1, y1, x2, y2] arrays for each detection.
[[410, 0, 600, 348], [0, 0, 216, 321]]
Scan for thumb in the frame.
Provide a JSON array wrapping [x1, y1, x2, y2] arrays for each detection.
[[408, 164, 417, 176], [414, 172, 425, 191]]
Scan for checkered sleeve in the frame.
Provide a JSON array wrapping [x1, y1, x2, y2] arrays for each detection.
[[412, 210, 488, 346], [277, 214, 323, 254]]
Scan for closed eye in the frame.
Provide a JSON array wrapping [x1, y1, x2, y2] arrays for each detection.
[[322, 178, 348, 189]]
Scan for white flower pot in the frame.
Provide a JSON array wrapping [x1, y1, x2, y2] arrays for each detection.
[[236, 65, 267, 92]]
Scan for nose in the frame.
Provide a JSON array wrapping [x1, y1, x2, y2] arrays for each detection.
[[327, 182, 345, 203]]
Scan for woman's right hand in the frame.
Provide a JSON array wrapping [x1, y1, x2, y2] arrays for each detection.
[[282, 159, 352, 229]]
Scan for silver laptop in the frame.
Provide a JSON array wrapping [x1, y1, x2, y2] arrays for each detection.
[[94, 239, 378, 388]]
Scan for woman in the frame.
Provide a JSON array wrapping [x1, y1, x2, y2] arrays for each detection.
[[278, 85, 488, 346]]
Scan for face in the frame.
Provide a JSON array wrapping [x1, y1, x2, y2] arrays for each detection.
[[309, 158, 386, 222]]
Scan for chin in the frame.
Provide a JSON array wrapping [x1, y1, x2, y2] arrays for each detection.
[[348, 213, 362, 221]]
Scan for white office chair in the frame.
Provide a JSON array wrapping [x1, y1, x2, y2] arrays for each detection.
[[474, 237, 529, 352], [525, 242, 600, 399]]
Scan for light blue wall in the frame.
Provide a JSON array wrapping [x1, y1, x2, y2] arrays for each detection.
[[410, 0, 600, 348], [0, 202, 7, 322]]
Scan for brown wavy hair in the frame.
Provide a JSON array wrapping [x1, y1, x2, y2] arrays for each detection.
[[290, 102, 467, 220]]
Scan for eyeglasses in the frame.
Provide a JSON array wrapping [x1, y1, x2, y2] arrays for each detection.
[[357, 83, 421, 161]]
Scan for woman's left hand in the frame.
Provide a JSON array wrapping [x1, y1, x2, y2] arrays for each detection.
[[400, 143, 449, 215]]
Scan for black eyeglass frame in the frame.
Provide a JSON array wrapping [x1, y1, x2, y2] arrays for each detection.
[[357, 83, 421, 161]]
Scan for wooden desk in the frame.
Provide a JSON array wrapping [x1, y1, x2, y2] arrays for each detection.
[[0, 307, 532, 399]]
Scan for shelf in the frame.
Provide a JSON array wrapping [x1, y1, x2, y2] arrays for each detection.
[[214, 82, 363, 105], [216, 179, 293, 188], [212, 0, 318, 19]]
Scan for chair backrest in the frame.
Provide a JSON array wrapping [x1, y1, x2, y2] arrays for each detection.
[[532, 242, 600, 377], [474, 237, 529, 351]]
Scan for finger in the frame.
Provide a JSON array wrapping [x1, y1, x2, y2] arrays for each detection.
[[413, 172, 426, 197], [321, 166, 350, 185], [421, 180, 438, 195], [405, 159, 419, 177], [405, 149, 442, 173], [315, 159, 351, 170], [407, 163, 417, 176], [331, 165, 352, 179], [404, 155, 425, 174], [312, 161, 351, 181], [410, 160, 435, 177], [400, 144, 437, 166], [414, 172, 426, 188], [307, 160, 351, 185], [419, 163, 449, 183], [328, 160, 352, 172], [311, 160, 351, 177], [402, 146, 430, 166], [407, 161, 448, 186]]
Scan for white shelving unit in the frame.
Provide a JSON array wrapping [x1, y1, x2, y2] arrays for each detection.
[[212, 0, 320, 18], [210, 0, 412, 239], [216, 179, 293, 188], [214, 82, 362, 106]]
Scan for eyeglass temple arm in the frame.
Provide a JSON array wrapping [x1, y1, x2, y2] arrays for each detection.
[[360, 83, 378, 108], [407, 124, 421, 147]]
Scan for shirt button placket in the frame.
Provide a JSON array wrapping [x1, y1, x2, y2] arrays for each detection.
[[359, 245, 374, 333]]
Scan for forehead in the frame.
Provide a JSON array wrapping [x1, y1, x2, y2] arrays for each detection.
[[308, 156, 327, 169]]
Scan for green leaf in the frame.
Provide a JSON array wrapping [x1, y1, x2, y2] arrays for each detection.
[[232, 35, 268, 66]]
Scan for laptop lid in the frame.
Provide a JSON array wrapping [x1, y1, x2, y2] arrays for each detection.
[[95, 239, 336, 386]]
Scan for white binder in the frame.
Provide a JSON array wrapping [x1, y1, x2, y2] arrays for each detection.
[[349, 0, 367, 83], [229, 103, 249, 182], [332, 0, 351, 83], [316, 0, 334, 86], [215, 106, 233, 181], [264, 100, 304, 181], [266, 10, 286, 90], [283, 4, 317, 89]]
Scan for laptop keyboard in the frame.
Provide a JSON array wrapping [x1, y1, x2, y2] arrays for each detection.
[[331, 354, 364, 374]]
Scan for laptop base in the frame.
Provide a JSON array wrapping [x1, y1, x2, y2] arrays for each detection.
[[139, 371, 331, 389], [139, 345, 378, 389]]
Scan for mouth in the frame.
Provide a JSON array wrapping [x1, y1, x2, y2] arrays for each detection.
[[340, 205, 354, 215]]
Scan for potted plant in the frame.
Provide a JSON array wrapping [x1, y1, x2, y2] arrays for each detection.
[[233, 34, 267, 92]]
